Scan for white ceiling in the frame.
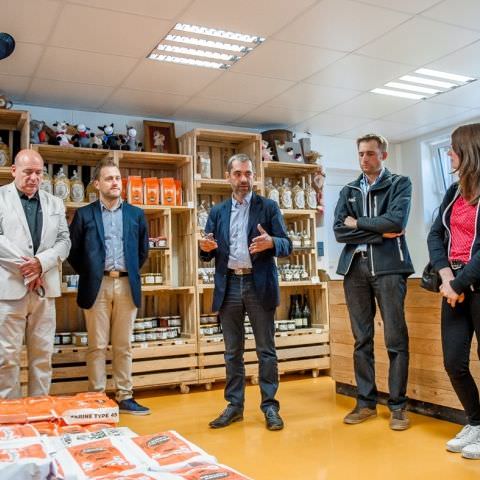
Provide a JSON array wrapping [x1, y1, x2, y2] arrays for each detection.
[[2, 0, 480, 142]]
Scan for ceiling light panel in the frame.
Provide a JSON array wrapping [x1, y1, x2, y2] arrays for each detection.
[[371, 68, 477, 101], [148, 23, 265, 69]]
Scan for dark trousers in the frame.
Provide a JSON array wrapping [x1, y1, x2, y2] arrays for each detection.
[[343, 255, 409, 410], [219, 273, 279, 412], [441, 292, 480, 425]]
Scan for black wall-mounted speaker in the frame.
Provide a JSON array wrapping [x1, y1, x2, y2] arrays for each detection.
[[0, 33, 15, 60]]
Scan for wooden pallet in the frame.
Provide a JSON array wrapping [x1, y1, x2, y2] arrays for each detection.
[[197, 329, 330, 389], [20, 337, 198, 396]]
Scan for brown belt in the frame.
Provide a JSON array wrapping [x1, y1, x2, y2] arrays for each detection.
[[228, 268, 252, 276], [104, 270, 128, 278]]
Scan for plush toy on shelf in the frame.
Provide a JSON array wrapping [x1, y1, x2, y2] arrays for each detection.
[[52, 121, 73, 147], [30, 120, 46, 144], [89, 132, 103, 149], [120, 125, 143, 151], [261, 139, 273, 161], [98, 123, 120, 150], [71, 124, 91, 148]]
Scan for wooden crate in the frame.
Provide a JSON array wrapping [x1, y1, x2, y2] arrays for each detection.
[[0, 109, 29, 171], [179, 129, 262, 184], [19, 338, 198, 396], [197, 329, 330, 388]]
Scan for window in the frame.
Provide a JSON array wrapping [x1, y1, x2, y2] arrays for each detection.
[[432, 139, 456, 194]]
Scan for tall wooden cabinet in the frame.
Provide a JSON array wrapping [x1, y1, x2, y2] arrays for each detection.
[[179, 128, 330, 389]]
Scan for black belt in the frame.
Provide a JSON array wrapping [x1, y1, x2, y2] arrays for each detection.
[[104, 270, 128, 278], [228, 268, 252, 275], [355, 250, 368, 259]]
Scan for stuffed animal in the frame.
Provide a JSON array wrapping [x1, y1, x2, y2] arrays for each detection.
[[153, 130, 165, 153], [0, 94, 13, 110], [120, 125, 143, 151], [52, 121, 73, 147], [71, 124, 91, 148], [98, 123, 120, 150], [261, 140, 273, 162], [89, 132, 103, 149], [30, 120, 46, 144]]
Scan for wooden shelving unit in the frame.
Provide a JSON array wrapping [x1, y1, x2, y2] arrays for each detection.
[[27, 143, 198, 395], [0, 109, 30, 167], [179, 127, 330, 389]]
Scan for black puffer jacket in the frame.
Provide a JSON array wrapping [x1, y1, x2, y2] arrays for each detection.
[[334, 168, 414, 276], [427, 182, 480, 294]]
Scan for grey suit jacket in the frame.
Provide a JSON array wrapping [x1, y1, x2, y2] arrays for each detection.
[[0, 182, 71, 299]]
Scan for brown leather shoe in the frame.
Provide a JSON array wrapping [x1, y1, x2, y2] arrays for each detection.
[[390, 409, 410, 431], [343, 406, 377, 424]]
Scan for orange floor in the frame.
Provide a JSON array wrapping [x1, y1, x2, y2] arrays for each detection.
[[119, 376, 478, 479]]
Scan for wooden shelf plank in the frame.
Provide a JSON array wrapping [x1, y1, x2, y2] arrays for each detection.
[[281, 208, 317, 218], [195, 178, 262, 192], [263, 160, 320, 175], [63, 201, 193, 214]]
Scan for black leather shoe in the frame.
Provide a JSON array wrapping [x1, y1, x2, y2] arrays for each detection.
[[209, 405, 244, 429], [264, 406, 284, 431]]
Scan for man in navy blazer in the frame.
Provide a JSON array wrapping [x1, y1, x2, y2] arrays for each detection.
[[200, 153, 292, 431], [68, 158, 149, 415]]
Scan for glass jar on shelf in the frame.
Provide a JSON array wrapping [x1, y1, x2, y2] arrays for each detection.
[[305, 174, 318, 210], [265, 177, 280, 205]]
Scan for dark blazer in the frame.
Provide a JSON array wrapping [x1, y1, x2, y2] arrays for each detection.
[[333, 168, 414, 277], [200, 193, 292, 312], [68, 200, 149, 309]]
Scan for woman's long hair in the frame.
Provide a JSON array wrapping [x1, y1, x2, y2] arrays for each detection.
[[451, 123, 480, 204]]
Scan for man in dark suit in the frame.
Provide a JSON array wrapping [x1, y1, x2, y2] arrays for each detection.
[[199, 153, 292, 431], [68, 158, 149, 415]]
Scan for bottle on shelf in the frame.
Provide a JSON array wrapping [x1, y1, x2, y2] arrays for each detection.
[[70, 170, 85, 203], [0, 136, 10, 167], [292, 178, 305, 210], [279, 178, 292, 209], [291, 295, 303, 329], [39, 166, 52, 195], [53, 167, 70, 202], [302, 294, 311, 328], [305, 174, 318, 210], [265, 177, 280, 205], [85, 175, 98, 203]]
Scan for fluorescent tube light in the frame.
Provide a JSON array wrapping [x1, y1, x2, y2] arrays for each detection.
[[149, 54, 227, 69], [399, 75, 457, 89], [165, 34, 249, 52], [371, 88, 426, 100], [156, 44, 237, 61], [385, 82, 441, 95], [415, 68, 474, 83], [174, 23, 265, 44]]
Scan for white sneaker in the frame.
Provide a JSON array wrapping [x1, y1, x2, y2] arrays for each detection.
[[462, 441, 480, 459], [446, 425, 480, 453]]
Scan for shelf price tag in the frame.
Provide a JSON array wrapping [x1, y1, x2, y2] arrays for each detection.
[[280, 332, 288, 337], [311, 276, 320, 284], [174, 340, 184, 345]]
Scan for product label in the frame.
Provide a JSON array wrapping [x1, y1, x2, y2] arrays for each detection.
[[71, 183, 84, 202]]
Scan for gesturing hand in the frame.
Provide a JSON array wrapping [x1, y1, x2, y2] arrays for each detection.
[[199, 232, 218, 253], [249, 224, 273, 254]]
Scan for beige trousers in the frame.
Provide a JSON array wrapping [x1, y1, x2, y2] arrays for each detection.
[[0, 292, 56, 398], [83, 276, 137, 402]]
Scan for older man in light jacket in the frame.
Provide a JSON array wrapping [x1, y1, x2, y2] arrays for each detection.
[[0, 149, 71, 398]]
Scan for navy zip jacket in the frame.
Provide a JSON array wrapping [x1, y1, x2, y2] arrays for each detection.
[[427, 182, 480, 294], [334, 168, 414, 277], [200, 193, 292, 312]]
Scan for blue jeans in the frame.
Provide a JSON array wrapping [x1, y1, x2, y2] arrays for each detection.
[[343, 255, 409, 410], [219, 273, 279, 412]]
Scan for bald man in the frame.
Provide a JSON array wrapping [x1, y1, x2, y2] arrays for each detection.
[[0, 149, 71, 398]]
